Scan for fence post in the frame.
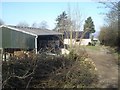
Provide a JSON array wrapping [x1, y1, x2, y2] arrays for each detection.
[[0, 48, 2, 90]]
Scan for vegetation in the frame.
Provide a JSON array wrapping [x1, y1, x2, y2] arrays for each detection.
[[17, 21, 29, 27], [99, 26, 118, 46], [83, 17, 95, 34], [39, 21, 48, 29], [98, 2, 119, 47], [85, 46, 100, 51], [0, 19, 4, 25], [2, 49, 98, 89], [98, 1, 119, 66], [105, 46, 120, 66], [118, 53, 120, 66], [32, 21, 48, 29], [16, 20, 48, 29], [55, 11, 72, 33]]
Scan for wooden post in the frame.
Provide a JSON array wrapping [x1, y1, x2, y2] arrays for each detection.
[[0, 49, 2, 90], [4, 52, 6, 62], [0, 49, 3, 61], [2, 49, 6, 62], [35, 36, 38, 54]]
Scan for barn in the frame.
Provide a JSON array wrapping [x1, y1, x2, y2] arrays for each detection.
[[0, 25, 62, 58]]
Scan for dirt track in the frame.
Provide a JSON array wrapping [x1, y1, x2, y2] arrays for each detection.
[[85, 46, 118, 88]]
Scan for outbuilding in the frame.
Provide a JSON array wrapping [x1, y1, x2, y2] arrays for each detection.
[[0, 25, 62, 60], [63, 31, 91, 46]]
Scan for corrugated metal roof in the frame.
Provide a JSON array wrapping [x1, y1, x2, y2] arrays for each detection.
[[1, 25, 62, 36]]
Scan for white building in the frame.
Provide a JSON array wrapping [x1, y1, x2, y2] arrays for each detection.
[[63, 31, 91, 46]]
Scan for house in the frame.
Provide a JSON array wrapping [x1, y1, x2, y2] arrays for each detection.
[[63, 31, 91, 46], [0, 25, 62, 60]]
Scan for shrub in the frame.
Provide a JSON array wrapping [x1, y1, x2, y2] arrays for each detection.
[[118, 53, 120, 66], [42, 56, 98, 88], [2, 50, 98, 88]]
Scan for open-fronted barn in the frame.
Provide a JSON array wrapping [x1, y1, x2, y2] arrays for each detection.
[[0, 25, 62, 57]]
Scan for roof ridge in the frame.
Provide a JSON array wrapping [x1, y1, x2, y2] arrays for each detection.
[[8, 25, 42, 30], [1, 25, 37, 36], [1, 25, 62, 36]]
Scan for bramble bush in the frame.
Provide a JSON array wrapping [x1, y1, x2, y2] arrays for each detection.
[[2, 50, 98, 88]]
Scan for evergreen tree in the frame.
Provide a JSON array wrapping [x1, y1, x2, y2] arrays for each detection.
[[83, 17, 95, 33], [55, 11, 71, 33]]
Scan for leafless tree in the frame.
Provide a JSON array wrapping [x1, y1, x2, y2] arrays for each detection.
[[98, 1, 119, 46], [17, 21, 29, 27], [31, 22, 38, 28], [66, 3, 88, 50], [39, 21, 48, 29], [0, 19, 4, 25], [55, 3, 89, 52]]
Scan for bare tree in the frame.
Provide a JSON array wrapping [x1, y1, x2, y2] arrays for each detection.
[[67, 3, 87, 49], [17, 21, 29, 27], [31, 22, 38, 28], [39, 21, 48, 29], [98, 1, 119, 47], [54, 3, 88, 52], [99, 1, 119, 24], [0, 19, 4, 25]]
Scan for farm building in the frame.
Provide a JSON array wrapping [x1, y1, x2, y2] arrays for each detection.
[[63, 31, 91, 46], [0, 25, 62, 59]]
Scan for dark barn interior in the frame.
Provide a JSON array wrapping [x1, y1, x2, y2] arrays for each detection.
[[37, 35, 62, 53]]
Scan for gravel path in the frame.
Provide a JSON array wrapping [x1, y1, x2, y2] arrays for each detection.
[[86, 46, 118, 88]]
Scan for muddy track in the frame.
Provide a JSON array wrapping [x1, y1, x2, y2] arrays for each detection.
[[85, 46, 118, 88]]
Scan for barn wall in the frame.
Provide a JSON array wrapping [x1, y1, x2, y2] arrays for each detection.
[[2, 27, 35, 49]]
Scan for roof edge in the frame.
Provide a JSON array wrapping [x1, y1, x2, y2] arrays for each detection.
[[1, 25, 37, 37]]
